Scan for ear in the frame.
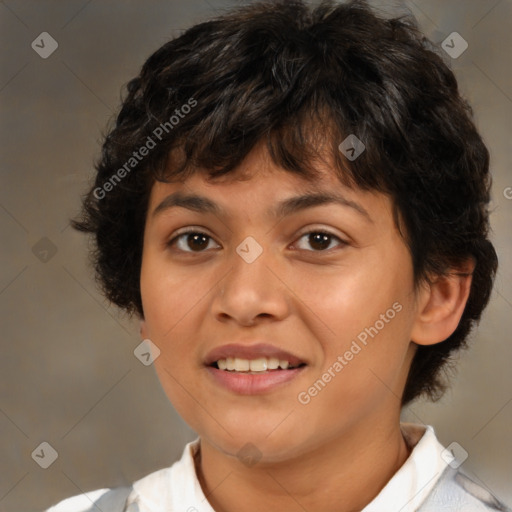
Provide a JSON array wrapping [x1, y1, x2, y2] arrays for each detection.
[[140, 318, 149, 340], [410, 259, 475, 346]]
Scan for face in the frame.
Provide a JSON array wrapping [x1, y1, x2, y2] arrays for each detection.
[[140, 144, 420, 463]]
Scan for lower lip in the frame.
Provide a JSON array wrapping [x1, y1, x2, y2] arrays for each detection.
[[206, 366, 306, 395]]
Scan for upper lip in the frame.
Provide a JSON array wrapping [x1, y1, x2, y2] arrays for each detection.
[[204, 343, 306, 367]]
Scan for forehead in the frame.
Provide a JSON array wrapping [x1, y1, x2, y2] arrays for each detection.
[[147, 145, 393, 229], [151, 143, 355, 203]]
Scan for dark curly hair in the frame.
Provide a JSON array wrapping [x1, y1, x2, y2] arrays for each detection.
[[72, 0, 498, 406]]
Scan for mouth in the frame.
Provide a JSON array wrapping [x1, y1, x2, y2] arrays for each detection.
[[211, 357, 306, 373], [204, 343, 307, 394]]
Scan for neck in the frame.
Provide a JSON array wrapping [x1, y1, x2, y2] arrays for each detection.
[[195, 416, 412, 512]]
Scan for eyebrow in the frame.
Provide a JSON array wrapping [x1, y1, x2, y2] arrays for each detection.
[[152, 190, 372, 222]]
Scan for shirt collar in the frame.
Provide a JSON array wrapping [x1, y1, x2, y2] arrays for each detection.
[[128, 422, 450, 512], [362, 422, 451, 512]]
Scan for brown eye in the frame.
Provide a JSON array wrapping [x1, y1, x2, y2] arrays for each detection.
[[186, 233, 210, 251], [294, 231, 347, 252], [169, 231, 220, 252], [308, 233, 332, 251]]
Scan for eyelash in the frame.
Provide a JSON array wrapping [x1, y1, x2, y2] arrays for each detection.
[[167, 228, 348, 254]]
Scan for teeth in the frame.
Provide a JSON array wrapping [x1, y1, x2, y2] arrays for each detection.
[[215, 356, 297, 372], [249, 358, 267, 371], [268, 357, 280, 369], [235, 358, 250, 372]]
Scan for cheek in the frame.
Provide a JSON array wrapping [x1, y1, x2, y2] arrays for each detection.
[[140, 258, 212, 425], [139, 255, 208, 400], [140, 253, 211, 338], [293, 261, 404, 345], [292, 251, 415, 389]]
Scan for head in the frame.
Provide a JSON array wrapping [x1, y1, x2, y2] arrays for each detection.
[[74, 0, 497, 460]]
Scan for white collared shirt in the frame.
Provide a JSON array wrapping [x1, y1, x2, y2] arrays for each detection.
[[46, 423, 459, 512]]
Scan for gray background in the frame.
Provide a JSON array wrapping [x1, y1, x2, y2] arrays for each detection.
[[1, 1, 511, 511]]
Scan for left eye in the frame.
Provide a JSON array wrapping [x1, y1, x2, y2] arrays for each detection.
[[294, 231, 347, 252]]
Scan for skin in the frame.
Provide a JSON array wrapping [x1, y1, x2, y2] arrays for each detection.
[[140, 143, 473, 512]]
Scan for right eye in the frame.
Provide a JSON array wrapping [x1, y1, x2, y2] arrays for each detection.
[[168, 230, 221, 253]]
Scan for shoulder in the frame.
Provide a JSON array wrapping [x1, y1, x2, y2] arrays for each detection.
[[45, 487, 133, 512], [44, 463, 181, 511], [44, 440, 200, 512], [419, 466, 512, 512]]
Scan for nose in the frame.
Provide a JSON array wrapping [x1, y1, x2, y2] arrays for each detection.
[[211, 241, 291, 326]]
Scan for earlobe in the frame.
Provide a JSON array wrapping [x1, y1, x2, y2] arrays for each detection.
[[140, 318, 148, 339], [411, 261, 475, 346]]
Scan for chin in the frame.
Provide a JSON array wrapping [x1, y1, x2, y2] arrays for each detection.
[[200, 420, 311, 465]]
